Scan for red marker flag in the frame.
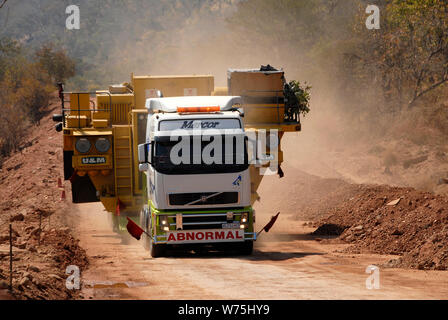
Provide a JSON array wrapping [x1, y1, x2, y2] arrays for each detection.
[[126, 217, 144, 240], [57, 177, 63, 188], [263, 212, 280, 233]]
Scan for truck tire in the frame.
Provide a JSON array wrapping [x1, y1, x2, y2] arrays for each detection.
[[149, 238, 166, 258], [145, 207, 166, 257], [238, 241, 254, 255], [139, 207, 150, 251]]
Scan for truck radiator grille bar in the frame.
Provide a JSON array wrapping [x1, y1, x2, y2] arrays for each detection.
[[168, 212, 242, 230], [169, 192, 238, 206]]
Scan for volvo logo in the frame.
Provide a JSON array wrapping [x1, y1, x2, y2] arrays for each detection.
[[232, 175, 242, 186]]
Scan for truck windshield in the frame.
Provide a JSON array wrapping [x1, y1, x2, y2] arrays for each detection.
[[153, 135, 249, 175]]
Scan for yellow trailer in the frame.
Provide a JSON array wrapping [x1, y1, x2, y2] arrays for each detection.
[[53, 67, 303, 219]]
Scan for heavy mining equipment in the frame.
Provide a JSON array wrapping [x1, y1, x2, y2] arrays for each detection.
[[53, 66, 303, 255]]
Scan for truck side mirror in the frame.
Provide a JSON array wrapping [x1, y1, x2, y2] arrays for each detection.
[[138, 143, 151, 164]]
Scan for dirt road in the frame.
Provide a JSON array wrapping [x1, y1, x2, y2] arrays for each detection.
[[2, 98, 447, 300], [68, 202, 448, 300]]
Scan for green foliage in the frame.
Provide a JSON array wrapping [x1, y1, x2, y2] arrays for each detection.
[[228, 0, 448, 126], [287, 80, 311, 117], [347, 0, 448, 111], [387, 0, 448, 108]]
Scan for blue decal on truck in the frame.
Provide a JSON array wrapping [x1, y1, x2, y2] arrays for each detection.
[[232, 175, 242, 186]]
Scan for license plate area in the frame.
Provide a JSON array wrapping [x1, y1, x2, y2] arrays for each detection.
[[222, 222, 240, 229]]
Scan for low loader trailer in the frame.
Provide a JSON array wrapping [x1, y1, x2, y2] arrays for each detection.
[[53, 66, 303, 257]]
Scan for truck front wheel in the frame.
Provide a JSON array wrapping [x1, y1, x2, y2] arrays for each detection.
[[144, 209, 166, 257], [139, 208, 150, 251], [149, 238, 166, 258], [238, 241, 254, 255]]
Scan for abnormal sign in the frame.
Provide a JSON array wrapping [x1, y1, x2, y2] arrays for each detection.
[[166, 229, 244, 244]]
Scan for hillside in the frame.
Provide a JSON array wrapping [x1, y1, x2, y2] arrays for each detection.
[[0, 97, 88, 300], [0, 0, 240, 89]]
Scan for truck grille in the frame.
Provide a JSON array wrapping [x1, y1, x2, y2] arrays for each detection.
[[169, 212, 242, 230], [169, 192, 239, 206]]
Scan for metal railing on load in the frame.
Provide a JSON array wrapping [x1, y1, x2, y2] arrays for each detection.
[[60, 91, 113, 129]]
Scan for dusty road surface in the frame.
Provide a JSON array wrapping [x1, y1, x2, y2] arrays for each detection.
[[67, 202, 448, 300]]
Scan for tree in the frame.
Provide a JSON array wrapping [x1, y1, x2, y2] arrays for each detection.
[[35, 44, 76, 84], [387, 0, 448, 108], [0, 38, 22, 81], [347, 0, 448, 110]]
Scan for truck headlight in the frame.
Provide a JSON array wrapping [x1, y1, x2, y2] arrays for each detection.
[[160, 216, 169, 231], [75, 138, 91, 153], [241, 212, 248, 223], [95, 138, 111, 153]]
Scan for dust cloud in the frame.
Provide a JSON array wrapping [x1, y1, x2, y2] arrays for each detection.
[[89, 1, 448, 195]]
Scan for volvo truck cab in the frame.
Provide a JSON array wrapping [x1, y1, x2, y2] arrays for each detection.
[[138, 96, 255, 257]]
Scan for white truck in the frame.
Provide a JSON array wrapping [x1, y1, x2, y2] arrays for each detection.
[[137, 96, 256, 257]]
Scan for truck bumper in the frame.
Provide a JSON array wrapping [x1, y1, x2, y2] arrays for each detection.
[[153, 231, 257, 245], [149, 203, 256, 245]]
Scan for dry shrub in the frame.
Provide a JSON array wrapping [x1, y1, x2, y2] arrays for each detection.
[[0, 40, 72, 166], [0, 64, 53, 160], [387, 100, 448, 147], [35, 44, 76, 84], [0, 88, 28, 157], [14, 70, 53, 124]]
